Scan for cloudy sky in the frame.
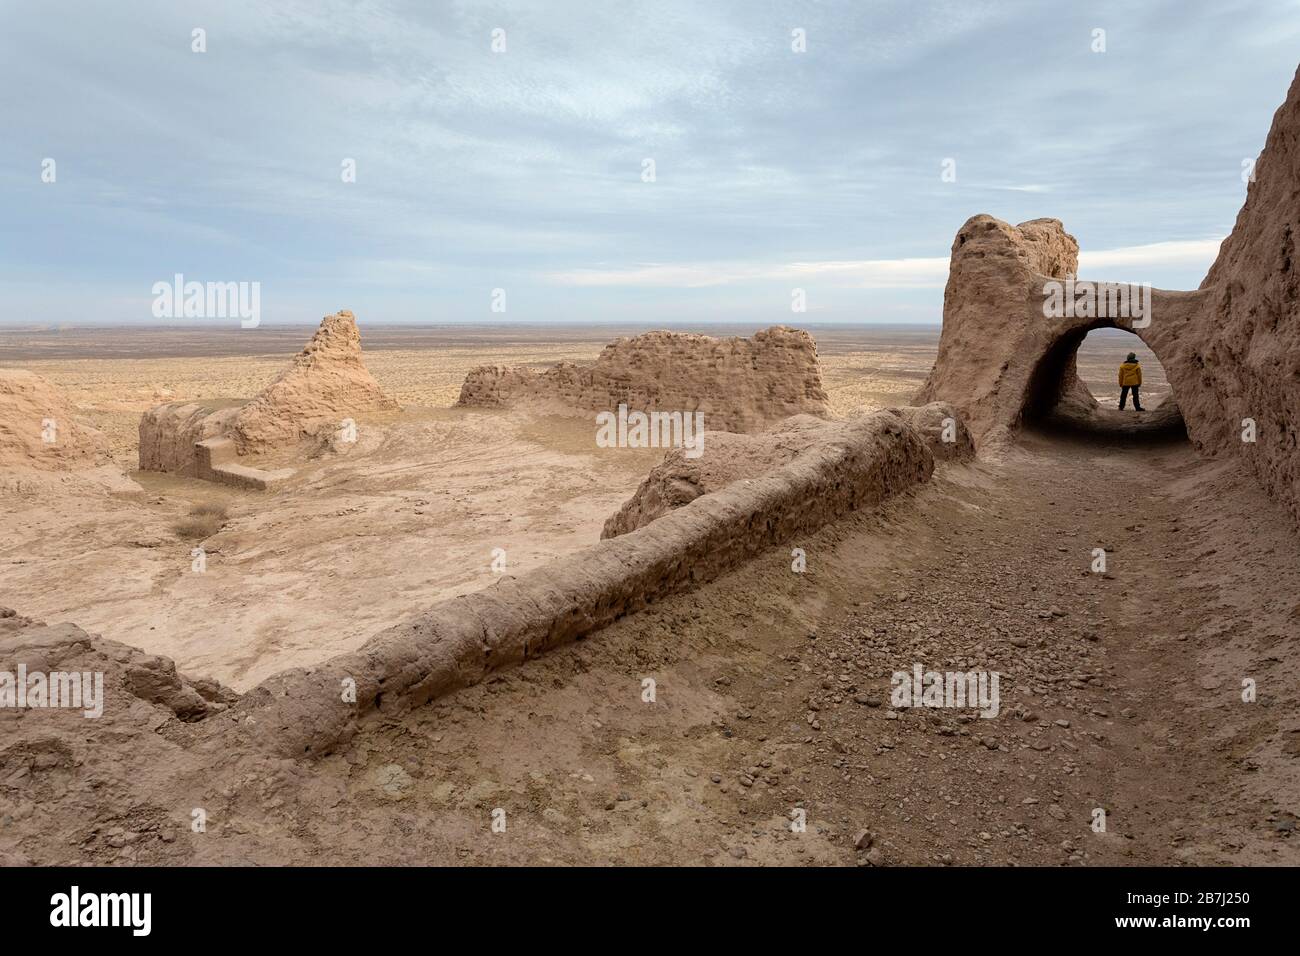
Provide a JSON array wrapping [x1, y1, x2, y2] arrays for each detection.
[[2, 0, 1298, 326]]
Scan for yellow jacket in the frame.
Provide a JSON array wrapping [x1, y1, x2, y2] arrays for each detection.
[[1118, 361, 1142, 386]]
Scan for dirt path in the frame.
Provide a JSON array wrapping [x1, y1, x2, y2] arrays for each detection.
[[315, 431, 1295, 866], [7, 431, 1298, 866], [729, 431, 1298, 866]]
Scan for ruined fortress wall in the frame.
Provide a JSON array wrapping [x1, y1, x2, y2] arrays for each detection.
[[457, 325, 832, 434], [138, 402, 236, 475], [888, 402, 977, 463], [137, 311, 398, 477], [1192, 66, 1300, 527], [601, 403, 972, 539], [225, 409, 935, 757], [917, 67, 1300, 525], [601, 415, 834, 539], [0, 369, 110, 471], [228, 310, 398, 455], [915, 216, 1210, 451]]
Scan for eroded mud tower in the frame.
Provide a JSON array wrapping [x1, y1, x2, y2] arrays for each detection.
[[139, 311, 399, 488]]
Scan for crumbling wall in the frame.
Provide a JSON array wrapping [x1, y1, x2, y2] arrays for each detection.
[[228, 310, 398, 454], [602, 403, 972, 538], [0, 606, 240, 865], [913, 216, 1200, 447], [138, 402, 237, 476], [601, 415, 831, 538], [138, 311, 398, 482], [1194, 66, 1300, 525], [0, 370, 110, 471], [0, 607, 237, 724], [457, 325, 831, 433], [887, 402, 976, 463], [224, 409, 936, 757], [917, 65, 1300, 527]]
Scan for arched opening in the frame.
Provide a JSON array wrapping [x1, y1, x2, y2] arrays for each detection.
[[1021, 323, 1187, 442]]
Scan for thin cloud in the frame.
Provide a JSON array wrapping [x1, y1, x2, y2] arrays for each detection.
[[546, 239, 1227, 291], [1078, 238, 1224, 272], [545, 258, 950, 289]]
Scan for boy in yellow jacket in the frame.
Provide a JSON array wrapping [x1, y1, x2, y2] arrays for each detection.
[[1118, 352, 1144, 411]]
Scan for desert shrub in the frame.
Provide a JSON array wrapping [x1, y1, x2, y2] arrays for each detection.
[[173, 502, 229, 540], [188, 501, 228, 520]]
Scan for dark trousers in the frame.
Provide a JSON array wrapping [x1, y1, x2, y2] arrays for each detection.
[[1119, 385, 1143, 410]]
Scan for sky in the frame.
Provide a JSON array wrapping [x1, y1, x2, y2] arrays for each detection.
[[2, 0, 1299, 326]]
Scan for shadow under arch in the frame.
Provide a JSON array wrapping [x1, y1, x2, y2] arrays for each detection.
[[1020, 318, 1188, 444]]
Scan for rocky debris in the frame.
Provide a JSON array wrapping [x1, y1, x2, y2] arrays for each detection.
[[0, 609, 237, 723], [694, 464, 1138, 865], [139, 310, 398, 478], [700, 416, 1300, 866], [916, 64, 1300, 527], [0, 369, 110, 471], [457, 325, 831, 434]]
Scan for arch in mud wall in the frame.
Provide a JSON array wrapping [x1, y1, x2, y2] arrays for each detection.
[[913, 215, 1212, 451], [1017, 307, 1187, 438]]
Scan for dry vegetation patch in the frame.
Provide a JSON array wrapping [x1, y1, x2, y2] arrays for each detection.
[[173, 501, 229, 540]]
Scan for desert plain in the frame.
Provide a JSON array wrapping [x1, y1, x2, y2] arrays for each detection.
[[0, 323, 1165, 689], [9, 318, 1294, 869]]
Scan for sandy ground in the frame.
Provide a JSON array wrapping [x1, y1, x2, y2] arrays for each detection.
[[0, 404, 665, 689], [0, 325, 1176, 690], [1, 324, 1295, 866], [0, 325, 934, 689], [4, 426, 1296, 866]]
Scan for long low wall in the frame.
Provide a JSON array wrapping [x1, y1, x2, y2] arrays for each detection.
[[223, 409, 936, 757], [456, 326, 832, 434]]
